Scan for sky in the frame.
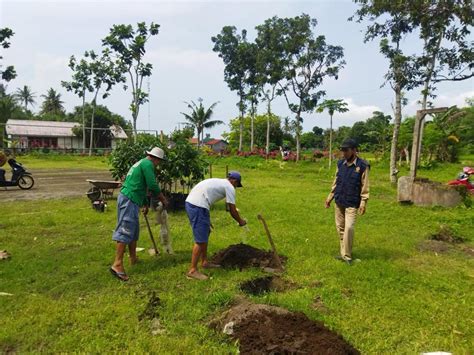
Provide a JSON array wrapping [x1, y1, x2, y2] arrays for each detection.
[[1, 0, 473, 139]]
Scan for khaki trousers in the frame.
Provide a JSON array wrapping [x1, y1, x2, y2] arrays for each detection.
[[335, 204, 357, 260]]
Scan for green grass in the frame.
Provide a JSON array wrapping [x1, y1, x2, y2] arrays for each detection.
[[1, 155, 473, 353], [16, 154, 109, 170]]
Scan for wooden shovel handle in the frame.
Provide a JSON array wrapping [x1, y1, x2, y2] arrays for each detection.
[[258, 214, 284, 270], [144, 213, 159, 254]]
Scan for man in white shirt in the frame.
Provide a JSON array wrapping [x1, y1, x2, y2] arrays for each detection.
[[185, 171, 247, 280]]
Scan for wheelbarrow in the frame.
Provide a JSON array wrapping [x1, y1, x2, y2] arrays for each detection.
[[86, 180, 122, 211]]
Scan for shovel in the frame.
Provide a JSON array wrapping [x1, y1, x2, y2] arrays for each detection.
[[144, 213, 160, 256], [257, 214, 284, 271]]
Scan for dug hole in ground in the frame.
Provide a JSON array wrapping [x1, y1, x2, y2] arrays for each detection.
[[208, 243, 360, 354]]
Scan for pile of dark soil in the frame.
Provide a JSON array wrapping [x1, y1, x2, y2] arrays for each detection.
[[418, 226, 473, 257], [429, 226, 465, 244], [210, 243, 286, 269], [240, 276, 298, 296], [210, 300, 359, 354]]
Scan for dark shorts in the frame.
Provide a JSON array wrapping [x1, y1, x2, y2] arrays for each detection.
[[185, 201, 211, 244], [112, 193, 140, 245]]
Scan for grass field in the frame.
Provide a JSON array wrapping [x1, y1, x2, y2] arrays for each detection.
[[1, 154, 473, 353]]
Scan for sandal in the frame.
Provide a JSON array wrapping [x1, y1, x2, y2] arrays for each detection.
[[202, 263, 221, 269], [109, 267, 129, 281]]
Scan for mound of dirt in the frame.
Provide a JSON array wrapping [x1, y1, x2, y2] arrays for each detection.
[[240, 276, 298, 296], [429, 226, 465, 244], [210, 243, 286, 269], [210, 300, 359, 354]]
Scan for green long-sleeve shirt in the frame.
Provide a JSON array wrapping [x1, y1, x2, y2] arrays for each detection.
[[120, 158, 161, 206]]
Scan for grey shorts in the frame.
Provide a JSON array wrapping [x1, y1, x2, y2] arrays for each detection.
[[112, 193, 140, 244]]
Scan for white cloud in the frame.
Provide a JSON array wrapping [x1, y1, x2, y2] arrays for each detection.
[[405, 90, 474, 116], [330, 97, 382, 128]]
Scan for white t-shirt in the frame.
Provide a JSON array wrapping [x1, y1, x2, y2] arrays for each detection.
[[186, 178, 236, 210]]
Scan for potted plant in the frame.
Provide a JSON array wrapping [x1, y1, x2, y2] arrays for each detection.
[[109, 132, 207, 211]]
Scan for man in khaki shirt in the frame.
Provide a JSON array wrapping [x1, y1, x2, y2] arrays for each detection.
[[325, 139, 369, 265]]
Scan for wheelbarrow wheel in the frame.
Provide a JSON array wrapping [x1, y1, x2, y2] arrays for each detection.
[[18, 175, 34, 190], [86, 186, 102, 201]]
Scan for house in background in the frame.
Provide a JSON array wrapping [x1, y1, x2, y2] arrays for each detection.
[[5, 119, 127, 150], [188, 136, 228, 153]]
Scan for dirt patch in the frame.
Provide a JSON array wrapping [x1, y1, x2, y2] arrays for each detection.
[[418, 240, 473, 258], [418, 240, 451, 254], [210, 243, 286, 269], [210, 300, 359, 354], [429, 226, 465, 244], [462, 246, 474, 257], [240, 276, 298, 296], [0, 169, 113, 202], [138, 291, 162, 321], [419, 226, 473, 258]]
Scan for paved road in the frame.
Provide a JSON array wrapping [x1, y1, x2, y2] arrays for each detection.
[[0, 169, 116, 201]]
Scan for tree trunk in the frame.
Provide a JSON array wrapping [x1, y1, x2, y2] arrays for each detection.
[[88, 97, 97, 157], [404, 147, 410, 165], [390, 83, 402, 184], [250, 101, 255, 152], [296, 113, 301, 162], [266, 99, 271, 157], [81, 92, 86, 154], [329, 114, 333, 169], [238, 100, 244, 152]]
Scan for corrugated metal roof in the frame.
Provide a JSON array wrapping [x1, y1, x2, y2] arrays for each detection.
[[6, 119, 79, 137], [110, 124, 128, 139], [6, 119, 128, 139]]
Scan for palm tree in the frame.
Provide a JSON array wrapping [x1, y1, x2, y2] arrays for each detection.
[[180, 98, 223, 146], [316, 99, 349, 168], [14, 85, 36, 111], [40, 88, 64, 116]]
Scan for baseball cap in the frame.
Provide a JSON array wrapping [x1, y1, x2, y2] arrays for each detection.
[[228, 171, 243, 187], [340, 139, 358, 150]]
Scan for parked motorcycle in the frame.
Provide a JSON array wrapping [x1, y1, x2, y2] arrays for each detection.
[[0, 158, 35, 190], [447, 166, 474, 194]]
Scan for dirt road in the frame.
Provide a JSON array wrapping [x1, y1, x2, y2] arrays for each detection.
[[0, 169, 115, 202]]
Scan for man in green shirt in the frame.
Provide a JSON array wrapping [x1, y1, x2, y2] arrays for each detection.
[[110, 147, 168, 281]]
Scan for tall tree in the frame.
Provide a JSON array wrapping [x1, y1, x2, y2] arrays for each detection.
[[351, 1, 419, 183], [82, 49, 124, 156], [255, 17, 286, 156], [180, 98, 222, 147], [212, 26, 253, 152], [62, 55, 94, 153], [40, 88, 65, 116], [276, 14, 345, 161], [316, 99, 348, 168], [14, 85, 36, 111], [412, 1, 473, 163], [0, 28, 16, 82], [102, 22, 160, 140]]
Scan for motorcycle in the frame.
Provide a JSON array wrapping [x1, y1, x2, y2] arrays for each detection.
[[447, 166, 474, 194], [0, 158, 35, 190]]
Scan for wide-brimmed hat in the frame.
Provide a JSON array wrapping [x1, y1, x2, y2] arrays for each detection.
[[146, 147, 166, 160]]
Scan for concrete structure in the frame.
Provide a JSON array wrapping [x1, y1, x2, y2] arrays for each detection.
[[5, 119, 127, 150], [398, 176, 463, 207]]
